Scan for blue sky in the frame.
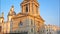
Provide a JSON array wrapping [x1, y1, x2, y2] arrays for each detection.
[[0, 0, 59, 26]]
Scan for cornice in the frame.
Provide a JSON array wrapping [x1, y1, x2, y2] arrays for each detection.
[[12, 13, 44, 22]]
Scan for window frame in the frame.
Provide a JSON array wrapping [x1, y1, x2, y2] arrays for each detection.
[[26, 4, 28, 12]]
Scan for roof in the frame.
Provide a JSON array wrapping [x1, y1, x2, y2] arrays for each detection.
[[0, 17, 4, 19], [8, 11, 16, 16], [12, 13, 44, 22]]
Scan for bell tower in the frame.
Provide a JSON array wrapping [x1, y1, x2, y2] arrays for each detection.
[[0, 12, 4, 33], [8, 5, 16, 21], [21, 0, 40, 16]]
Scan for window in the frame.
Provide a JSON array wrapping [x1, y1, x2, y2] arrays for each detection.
[[36, 6, 38, 14], [26, 4, 28, 12], [0, 26, 2, 32], [31, 28, 33, 32], [31, 19, 33, 25], [19, 21, 23, 26], [10, 20, 13, 29], [49, 32, 51, 34], [47, 29, 48, 31], [47, 33, 48, 34], [2, 20, 3, 23]]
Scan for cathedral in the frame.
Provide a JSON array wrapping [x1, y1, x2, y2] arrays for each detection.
[[0, 0, 44, 34]]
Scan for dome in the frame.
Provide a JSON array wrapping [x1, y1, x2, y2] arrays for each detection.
[[8, 5, 16, 16], [8, 11, 16, 16]]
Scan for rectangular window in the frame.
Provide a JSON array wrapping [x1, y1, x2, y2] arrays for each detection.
[[26, 4, 28, 12], [36, 6, 38, 14], [0, 26, 2, 32], [31, 28, 33, 32], [31, 19, 33, 25]]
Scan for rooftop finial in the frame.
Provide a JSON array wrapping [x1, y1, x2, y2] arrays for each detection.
[[8, 5, 16, 16], [2, 12, 4, 17], [10, 5, 14, 11], [11, 5, 14, 8]]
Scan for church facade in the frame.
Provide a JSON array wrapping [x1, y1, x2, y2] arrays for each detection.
[[0, 0, 44, 34]]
